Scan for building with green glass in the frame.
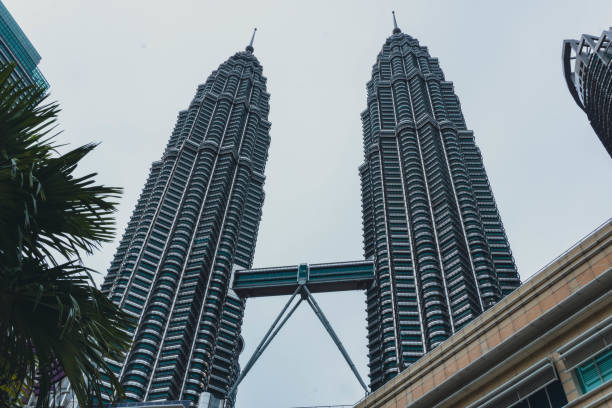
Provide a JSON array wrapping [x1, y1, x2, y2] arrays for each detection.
[[0, 0, 48, 90], [563, 28, 612, 158], [99, 37, 270, 406], [359, 17, 521, 390]]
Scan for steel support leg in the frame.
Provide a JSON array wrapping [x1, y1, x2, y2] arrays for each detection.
[[237, 298, 302, 385], [303, 285, 369, 394], [225, 283, 369, 407], [226, 285, 303, 400], [256, 298, 302, 354]]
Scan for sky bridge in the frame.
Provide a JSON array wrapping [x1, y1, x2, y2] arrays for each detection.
[[232, 260, 375, 298], [221, 259, 376, 406]]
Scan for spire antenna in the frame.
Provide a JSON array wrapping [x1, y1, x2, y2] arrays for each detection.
[[392, 11, 401, 34], [246, 27, 257, 53]]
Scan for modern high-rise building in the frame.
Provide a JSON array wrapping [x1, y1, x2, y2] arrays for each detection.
[[35, 16, 524, 406], [563, 28, 612, 158], [99, 36, 271, 406], [359, 17, 521, 390], [0, 0, 48, 90]]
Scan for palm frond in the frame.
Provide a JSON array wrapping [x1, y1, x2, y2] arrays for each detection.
[[0, 62, 133, 407], [0, 259, 134, 407]]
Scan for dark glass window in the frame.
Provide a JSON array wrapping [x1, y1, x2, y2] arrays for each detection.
[[508, 380, 568, 408], [527, 388, 549, 407], [547, 380, 568, 407]]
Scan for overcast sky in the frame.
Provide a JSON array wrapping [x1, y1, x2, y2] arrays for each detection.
[[8, 1, 612, 407]]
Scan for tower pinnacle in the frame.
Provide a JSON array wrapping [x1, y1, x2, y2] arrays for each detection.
[[246, 27, 257, 53], [392, 11, 401, 34]]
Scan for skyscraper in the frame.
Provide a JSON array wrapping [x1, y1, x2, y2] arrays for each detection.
[[0, 0, 48, 90], [100, 33, 271, 406], [563, 28, 612, 158], [359, 16, 520, 390]]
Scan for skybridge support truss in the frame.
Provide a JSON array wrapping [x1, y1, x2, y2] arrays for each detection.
[[225, 261, 375, 406]]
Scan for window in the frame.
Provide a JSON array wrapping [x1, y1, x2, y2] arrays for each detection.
[[475, 360, 567, 408], [508, 380, 567, 408], [575, 348, 612, 393]]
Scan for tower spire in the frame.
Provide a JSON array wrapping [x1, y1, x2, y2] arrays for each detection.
[[246, 27, 257, 53], [392, 11, 401, 34]]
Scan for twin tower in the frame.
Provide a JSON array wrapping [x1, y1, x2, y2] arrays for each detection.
[[100, 19, 521, 407]]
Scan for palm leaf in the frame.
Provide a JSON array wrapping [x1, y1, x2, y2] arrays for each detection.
[[0, 63, 133, 407], [0, 259, 134, 407]]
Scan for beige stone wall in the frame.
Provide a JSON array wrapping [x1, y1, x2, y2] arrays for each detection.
[[356, 220, 612, 408]]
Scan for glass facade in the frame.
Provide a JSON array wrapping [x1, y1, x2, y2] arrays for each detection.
[[360, 25, 520, 390], [563, 28, 612, 158], [0, 0, 48, 90], [100, 44, 270, 406]]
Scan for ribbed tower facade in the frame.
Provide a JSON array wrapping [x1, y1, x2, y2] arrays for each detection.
[[100, 41, 271, 406], [359, 22, 520, 390], [563, 28, 612, 158]]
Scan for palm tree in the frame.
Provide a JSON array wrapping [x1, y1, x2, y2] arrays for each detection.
[[0, 63, 134, 407]]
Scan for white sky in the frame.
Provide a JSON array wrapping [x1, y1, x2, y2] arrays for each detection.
[[8, 1, 612, 407]]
